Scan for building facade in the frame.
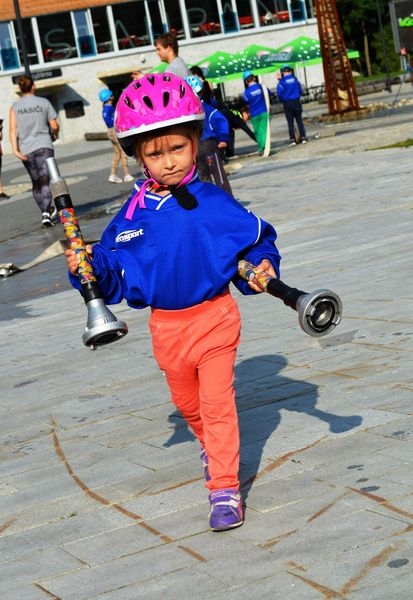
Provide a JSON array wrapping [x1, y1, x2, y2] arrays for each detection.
[[0, 1, 320, 145]]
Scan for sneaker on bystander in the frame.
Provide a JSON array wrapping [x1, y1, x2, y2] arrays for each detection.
[[108, 174, 123, 183], [41, 212, 52, 227]]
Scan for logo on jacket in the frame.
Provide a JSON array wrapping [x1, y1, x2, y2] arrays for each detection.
[[116, 228, 144, 243]]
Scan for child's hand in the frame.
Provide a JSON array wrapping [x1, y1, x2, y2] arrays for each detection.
[[248, 258, 277, 293], [65, 245, 93, 275]]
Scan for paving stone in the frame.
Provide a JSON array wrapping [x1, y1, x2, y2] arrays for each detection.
[[1, 85, 413, 598]]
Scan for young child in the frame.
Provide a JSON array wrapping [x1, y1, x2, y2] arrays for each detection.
[[185, 74, 232, 194], [66, 73, 281, 532], [98, 88, 134, 183]]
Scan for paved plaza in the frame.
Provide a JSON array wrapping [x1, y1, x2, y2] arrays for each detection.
[[0, 84, 412, 599]]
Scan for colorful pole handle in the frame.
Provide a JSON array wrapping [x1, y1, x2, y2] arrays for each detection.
[[46, 157, 128, 348]]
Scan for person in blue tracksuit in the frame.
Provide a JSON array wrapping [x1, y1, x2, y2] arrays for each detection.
[[185, 75, 232, 194], [65, 73, 281, 533], [276, 65, 307, 145], [242, 70, 272, 155]]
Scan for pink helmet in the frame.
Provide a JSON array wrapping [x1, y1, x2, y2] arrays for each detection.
[[115, 73, 205, 155]]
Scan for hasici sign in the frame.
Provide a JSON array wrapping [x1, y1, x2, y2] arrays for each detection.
[[390, 0, 413, 52]]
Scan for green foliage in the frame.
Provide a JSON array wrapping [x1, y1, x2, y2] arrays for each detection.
[[370, 25, 401, 74], [368, 139, 413, 149], [337, 0, 401, 76]]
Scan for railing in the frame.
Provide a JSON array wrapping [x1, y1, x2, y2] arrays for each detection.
[[302, 84, 326, 103]]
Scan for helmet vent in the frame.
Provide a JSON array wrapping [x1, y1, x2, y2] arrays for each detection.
[[143, 95, 153, 110], [163, 91, 170, 107]]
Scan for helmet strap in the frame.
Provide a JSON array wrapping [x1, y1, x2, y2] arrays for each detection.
[[169, 185, 198, 210], [126, 162, 198, 219], [169, 163, 198, 209]]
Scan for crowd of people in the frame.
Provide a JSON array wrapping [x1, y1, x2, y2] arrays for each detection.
[[0, 31, 308, 223]]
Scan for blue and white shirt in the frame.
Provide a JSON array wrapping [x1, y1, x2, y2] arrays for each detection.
[[69, 174, 281, 310]]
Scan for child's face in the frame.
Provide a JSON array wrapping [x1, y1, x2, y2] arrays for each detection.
[[140, 129, 196, 186]]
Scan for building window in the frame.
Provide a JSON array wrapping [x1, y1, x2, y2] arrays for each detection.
[[2, 0, 311, 71], [14, 18, 40, 66], [38, 13, 78, 62], [73, 10, 97, 58], [221, 2, 239, 34], [185, 0, 222, 37], [290, 0, 306, 22], [256, 0, 290, 26], [0, 22, 19, 70], [111, 2, 152, 50], [164, 2, 185, 39], [305, 0, 315, 19], [91, 7, 114, 54], [236, 0, 257, 29]]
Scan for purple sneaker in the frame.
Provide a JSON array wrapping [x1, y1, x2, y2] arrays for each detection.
[[209, 489, 243, 531], [200, 449, 211, 481]]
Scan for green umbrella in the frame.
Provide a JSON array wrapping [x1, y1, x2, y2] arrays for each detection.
[[148, 62, 167, 74], [236, 43, 283, 72], [264, 35, 359, 67], [195, 47, 284, 83], [149, 48, 282, 84], [193, 50, 247, 83]]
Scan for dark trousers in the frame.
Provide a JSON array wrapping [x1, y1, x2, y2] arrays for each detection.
[[197, 138, 232, 195], [221, 109, 256, 157], [283, 99, 306, 141], [22, 147, 55, 212]]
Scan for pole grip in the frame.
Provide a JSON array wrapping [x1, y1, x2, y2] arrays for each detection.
[[46, 157, 98, 293], [46, 156, 128, 348], [238, 259, 303, 311]]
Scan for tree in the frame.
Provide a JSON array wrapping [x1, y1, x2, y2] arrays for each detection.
[[336, 0, 399, 76]]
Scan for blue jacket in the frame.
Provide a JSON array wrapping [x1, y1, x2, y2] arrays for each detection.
[[69, 173, 281, 310], [102, 103, 115, 128], [201, 101, 230, 143], [243, 82, 267, 117], [276, 74, 302, 102]]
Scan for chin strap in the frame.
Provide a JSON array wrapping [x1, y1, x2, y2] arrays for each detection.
[[169, 163, 198, 209], [125, 164, 198, 220], [169, 185, 198, 210]]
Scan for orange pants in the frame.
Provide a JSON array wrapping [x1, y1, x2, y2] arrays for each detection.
[[149, 290, 241, 491]]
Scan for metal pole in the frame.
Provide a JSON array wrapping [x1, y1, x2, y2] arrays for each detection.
[[13, 0, 31, 76], [376, 0, 392, 92]]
